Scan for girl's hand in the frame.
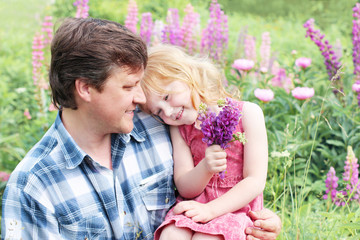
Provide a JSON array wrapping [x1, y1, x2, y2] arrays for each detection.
[[203, 145, 227, 174], [173, 200, 215, 223]]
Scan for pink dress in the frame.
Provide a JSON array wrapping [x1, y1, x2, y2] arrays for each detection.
[[154, 101, 263, 240]]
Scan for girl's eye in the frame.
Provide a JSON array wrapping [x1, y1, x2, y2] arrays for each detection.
[[164, 95, 169, 101]]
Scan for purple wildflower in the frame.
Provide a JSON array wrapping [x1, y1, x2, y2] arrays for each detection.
[[140, 12, 153, 46], [324, 167, 339, 202], [303, 19, 341, 81], [162, 8, 182, 46], [73, 0, 89, 19], [352, 3, 360, 106], [197, 98, 243, 179], [125, 0, 138, 33], [201, 0, 228, 66]]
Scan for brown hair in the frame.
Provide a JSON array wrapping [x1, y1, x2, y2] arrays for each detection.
[[49, 17, 147, 109]]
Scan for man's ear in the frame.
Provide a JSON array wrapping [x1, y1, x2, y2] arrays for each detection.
[[75, 78, 91, 102]]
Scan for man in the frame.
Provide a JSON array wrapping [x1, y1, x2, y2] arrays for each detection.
[[2, 17, 280, 239]]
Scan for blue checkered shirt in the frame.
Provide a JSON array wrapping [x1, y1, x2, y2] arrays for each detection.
[[1, 108, 176, 240]]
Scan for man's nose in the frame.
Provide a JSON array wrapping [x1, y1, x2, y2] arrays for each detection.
[[134, 85, 146, 104]]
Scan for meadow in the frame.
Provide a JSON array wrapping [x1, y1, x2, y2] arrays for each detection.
[[0, 0, 360, 239]]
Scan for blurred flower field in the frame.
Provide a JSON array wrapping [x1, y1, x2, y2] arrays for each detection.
[[1, 0, 360, 238]]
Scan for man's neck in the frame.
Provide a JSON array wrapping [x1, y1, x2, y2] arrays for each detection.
[[61, 108, 112, 169]]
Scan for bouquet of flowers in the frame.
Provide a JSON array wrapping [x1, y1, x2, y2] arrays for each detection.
[[197, 98, 247, 179]]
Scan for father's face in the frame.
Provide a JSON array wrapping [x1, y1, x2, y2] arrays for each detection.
[[89, 67, 146, 134]]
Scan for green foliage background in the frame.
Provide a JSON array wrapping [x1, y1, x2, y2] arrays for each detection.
[[1, 0, 360, 238]]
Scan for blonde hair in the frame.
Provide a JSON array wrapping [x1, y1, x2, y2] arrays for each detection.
[[142, 44, 233, 112]]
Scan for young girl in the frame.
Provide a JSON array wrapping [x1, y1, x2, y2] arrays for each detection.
[[141, 44, 268, 240]]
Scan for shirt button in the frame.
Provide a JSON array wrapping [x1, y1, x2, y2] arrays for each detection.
[[165, 197, 169, 204], [123, 211, 126, 215]]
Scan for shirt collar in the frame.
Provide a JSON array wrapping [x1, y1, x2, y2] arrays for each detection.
[[54, 112, 88, 169], [54, 111, 146, 169]]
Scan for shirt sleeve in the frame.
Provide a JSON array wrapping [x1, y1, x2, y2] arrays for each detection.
[[2, 182, 63, 240]]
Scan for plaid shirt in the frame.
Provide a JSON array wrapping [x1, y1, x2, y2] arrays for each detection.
[[1, 108, 176, 240]]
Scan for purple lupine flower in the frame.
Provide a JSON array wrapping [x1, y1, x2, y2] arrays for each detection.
[[244, 34, 257, 64], [303, 18, 341, 80], [254, 88, 274, 102], [152, 20, 165, 45], [180, 4, 200, 54], [140, 12, 153, 46], [259, 32, 271, 73], [291, 87, 315, 100], [73, 0, 89, 19], [323, 167, 339, 202], [197, 98, 243, 179], [162, 8, 182, 46], [343, 146, 360, 201], [125, 0, 138, 34], [41, 16, 53, 45], [201, 0, 228, 66], [352, 3, 360, 106]]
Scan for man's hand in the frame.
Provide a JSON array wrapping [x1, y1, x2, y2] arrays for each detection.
[[245, 209, 281, 240]]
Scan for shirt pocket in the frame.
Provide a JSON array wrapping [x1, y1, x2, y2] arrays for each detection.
[[140, 170, 176, 228], [58, 213, 106, 240]]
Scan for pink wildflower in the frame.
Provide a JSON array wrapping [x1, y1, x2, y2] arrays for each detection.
[[180, 4, 200, 54], [24, 109, 32, 120], [260, 32, 271, 73], [352, 81, 360, 92], [125, 0, 138, 33], [41, 16, 53, 45], [32, 33, 45, 86], [254, 88, 274, 102], [0, 171, 10, 181], [49, 103, 57, 112], [271, 67, 293, 93], [343, 146, 360, 200], [244, 35, 257, 63], [73, 0, 89, 19], [295, 57, 312, 69], [232, 59, 255, 71], [291, 87, 315, 100]]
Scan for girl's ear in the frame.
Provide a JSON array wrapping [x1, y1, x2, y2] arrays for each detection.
[[75, 78, 91, 102]]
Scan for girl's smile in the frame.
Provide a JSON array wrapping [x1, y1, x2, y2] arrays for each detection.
[[144, 80, 199, 126]]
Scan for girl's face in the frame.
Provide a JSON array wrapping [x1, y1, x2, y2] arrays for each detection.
[[145, 80, 199, 126]]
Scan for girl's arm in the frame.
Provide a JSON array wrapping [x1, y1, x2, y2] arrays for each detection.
[[206, 101, 268, 217], [170, 126, 227, 199], [173, 102, 268, 222]]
